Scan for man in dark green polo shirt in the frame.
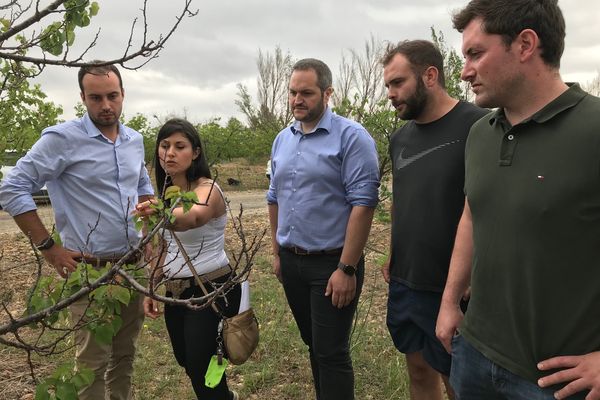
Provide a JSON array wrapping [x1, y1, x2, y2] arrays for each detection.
[[435, 1, 600, 400]]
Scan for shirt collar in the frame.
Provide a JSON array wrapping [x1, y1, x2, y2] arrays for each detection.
[[489, 83, 586, 128], [82, 113, 130, 141], [291, 106, 333, 135]]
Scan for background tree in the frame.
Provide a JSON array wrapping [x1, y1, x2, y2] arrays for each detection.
[[585, 71, 600, 96], [0, 0, 197, 166], [0, 62, 63, 165], [430, 27, 471, 101]]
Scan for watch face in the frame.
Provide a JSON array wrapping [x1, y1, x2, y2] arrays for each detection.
[[342, 264, 355, 275]]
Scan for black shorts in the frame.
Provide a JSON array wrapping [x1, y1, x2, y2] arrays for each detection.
[[386, 280, 451, 376]]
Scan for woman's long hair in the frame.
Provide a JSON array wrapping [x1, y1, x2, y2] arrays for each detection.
[[154, 118, 211, 198]]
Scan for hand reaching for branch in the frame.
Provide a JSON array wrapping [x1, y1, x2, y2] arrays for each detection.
[[538, 351, 600, 399], [134, 199, 159, 218]]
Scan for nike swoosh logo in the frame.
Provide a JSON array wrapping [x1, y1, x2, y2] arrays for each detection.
[[396, 140, 461, 170]]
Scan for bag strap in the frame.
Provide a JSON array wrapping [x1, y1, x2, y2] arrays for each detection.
[[170, 180, 232, 316], [170, 231, 222, 315]]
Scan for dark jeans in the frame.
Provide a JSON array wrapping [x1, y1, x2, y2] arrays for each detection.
[[450, 334, 587, 400], [164, 275, 241, 400], [279, 248, 364, 400]]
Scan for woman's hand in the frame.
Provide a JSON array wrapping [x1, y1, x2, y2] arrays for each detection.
[[143, 296, 162, 319]]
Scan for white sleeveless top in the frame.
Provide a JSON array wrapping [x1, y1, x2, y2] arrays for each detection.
[[162, 184, 229, 278]]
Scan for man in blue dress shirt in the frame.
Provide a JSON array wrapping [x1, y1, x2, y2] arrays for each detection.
[[0, 63, 153, 399], [267, 58, 380, 400]]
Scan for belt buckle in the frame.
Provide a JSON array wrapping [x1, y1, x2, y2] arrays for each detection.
[[293, 246, 309, 255]]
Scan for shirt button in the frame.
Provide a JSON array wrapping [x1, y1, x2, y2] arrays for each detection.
[[297, 152, 300, 155], [291, 226, 295, 230], [507, 134, 514, 141], [291, 208, 295, 211], [292, 188, 297, 192]]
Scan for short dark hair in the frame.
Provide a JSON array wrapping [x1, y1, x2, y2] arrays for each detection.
[[154, 118, 212, 197], [452, 0, 565, 68], [381, 40, 446, 88], [78, 61, 124, 93], [292, 58, 332, 92]]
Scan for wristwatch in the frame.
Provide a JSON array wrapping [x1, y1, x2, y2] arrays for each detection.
[[36, 236, 55, 251], [337, 261, 357, 276]]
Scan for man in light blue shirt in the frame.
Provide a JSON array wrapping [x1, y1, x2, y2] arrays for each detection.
[[0, 63, 153, 400], [267, 58, 379, 400]]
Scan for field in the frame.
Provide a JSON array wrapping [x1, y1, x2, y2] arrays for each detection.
[[0, 161, 442, 400]]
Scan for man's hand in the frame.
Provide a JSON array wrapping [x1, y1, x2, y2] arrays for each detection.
[[435, 300, 464, 353], [538, 351, 600, 400], [143, 297, 162, 319], [325, 269, 356, 308], [381, 258, 391, 283], [42, 244, 83, 278], [134, 199, 158, 218], [272, 254, 282, 283]]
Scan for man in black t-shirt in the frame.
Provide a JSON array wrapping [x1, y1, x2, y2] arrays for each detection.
[[381, 40, 487, 400]]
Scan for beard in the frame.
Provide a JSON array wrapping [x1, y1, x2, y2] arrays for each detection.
[[394, 77, 428, 121], [90, 112, 119, 127], [293, 96, 326, 125]]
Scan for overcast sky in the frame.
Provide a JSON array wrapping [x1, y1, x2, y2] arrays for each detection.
[[31, 0, 600, 125]]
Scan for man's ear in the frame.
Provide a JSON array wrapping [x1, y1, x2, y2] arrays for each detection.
[[422, 66, 439, 88], [323, 86, 334, 103], [80, 92, 85, 102], [515, 29, 539, 62]]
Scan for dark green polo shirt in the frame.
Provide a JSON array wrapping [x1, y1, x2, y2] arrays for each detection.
[[461, 84, 600, 382]]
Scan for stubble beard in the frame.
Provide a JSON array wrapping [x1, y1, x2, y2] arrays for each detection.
[[397, 78, 428, 121]]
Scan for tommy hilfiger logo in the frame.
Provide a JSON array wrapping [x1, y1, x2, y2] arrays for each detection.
[[396, 140, 461, 170]]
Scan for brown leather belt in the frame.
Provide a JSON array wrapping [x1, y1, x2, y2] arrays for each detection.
[[76, 252, 142, 268], [165, 265, 233, 298], [282, 246, 343, 256]]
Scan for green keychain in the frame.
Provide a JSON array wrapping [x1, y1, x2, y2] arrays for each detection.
[[205, 354, 228, 388], [205, 325, 227, 388]]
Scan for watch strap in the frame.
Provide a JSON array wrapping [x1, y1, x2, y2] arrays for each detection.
[[36, 236, 55, 251]]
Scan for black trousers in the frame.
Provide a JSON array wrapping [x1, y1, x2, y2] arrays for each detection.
[[164, 275, 241, 400], [279, 248, 364, 400]]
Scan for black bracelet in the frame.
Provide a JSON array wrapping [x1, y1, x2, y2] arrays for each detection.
[[36, 236, 55, 251]]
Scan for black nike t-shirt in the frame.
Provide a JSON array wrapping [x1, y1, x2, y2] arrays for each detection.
[[388, 101, 488, 292]]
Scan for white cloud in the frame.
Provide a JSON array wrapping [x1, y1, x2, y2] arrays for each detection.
[[27, 0, 600, 123]]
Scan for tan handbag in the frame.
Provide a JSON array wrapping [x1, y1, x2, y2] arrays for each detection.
[[220, 308, 259, 365]]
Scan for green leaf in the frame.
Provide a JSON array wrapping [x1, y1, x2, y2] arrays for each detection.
[[91, 285, 107, 300], [90, 2, 100, 16], [111, 286, 131, 305], [0, 18, 10, 31], [35, 382, 51, 400], [93, 324, 114, 345], [134, 217, 144, 232], [71, 366, 94, 389], [111, 315, 123, 333], [165, 185, 181, 200], [55, 380, 77, 399]]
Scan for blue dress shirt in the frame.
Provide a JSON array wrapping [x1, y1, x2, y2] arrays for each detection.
[[267, 107, 380, 251], [0, 114, 154, 256]]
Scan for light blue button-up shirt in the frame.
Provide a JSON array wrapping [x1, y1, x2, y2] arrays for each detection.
[[0, 114, 154, 256], [267, 107, 380, 251]]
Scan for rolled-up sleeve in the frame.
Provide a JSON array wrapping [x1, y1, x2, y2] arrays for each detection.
[[0, 131, 69, 216], [342, 127, 380, 207]]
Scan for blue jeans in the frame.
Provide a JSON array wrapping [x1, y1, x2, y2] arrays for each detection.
[[279, 248, 364, 400], [450, 334, 586, 400]]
